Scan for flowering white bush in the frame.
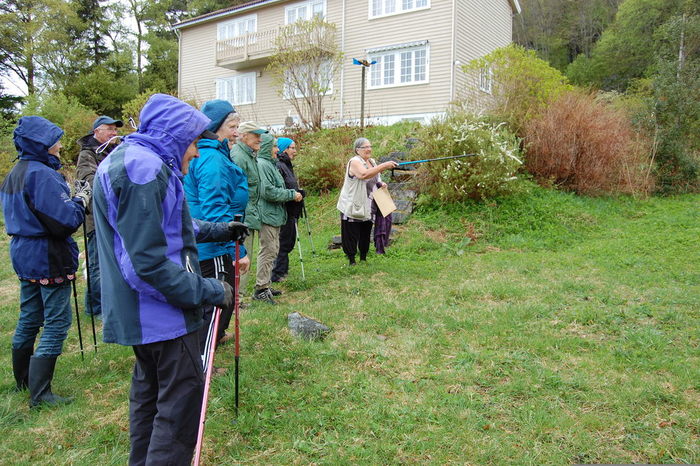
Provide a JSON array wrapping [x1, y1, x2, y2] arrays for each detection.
[[413, 112, 524, 201]]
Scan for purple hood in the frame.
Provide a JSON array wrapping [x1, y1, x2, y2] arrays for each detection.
[[123, 94, 211, 176]]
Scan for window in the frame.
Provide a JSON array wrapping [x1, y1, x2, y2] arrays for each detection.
[[216, 73, 256, 105], [284, 62, 333, 98], [368, 42, 429, 88], [286, 0, 326, 24], [369, 0, 429, 18], [479, 66, 493, 94], [217, 15, 257, 41]]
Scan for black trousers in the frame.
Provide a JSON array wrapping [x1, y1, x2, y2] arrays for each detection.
[[199, 254, 236, 354], [129, 331, 204, 466], [272, 216, 297, 281], [341, 218, 373, 262]]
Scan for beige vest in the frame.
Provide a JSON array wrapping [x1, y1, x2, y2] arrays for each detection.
[[336, 156, 371, 220]]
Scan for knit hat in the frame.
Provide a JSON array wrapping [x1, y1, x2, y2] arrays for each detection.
[[200, 99, 236, 133], [277, 137, 293, 154]]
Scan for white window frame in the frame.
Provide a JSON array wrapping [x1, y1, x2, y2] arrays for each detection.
[[367, 41, 429, 90], [479, 66, 493, 94], [284, 61, 334, 99], [217, 14, 257, 41], [216, 73, 256, 106], [368, 0, 429, 19], [285, 0, 326, 24]]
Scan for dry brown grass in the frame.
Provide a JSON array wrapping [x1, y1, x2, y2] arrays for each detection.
[[524, 91, 655, 196]]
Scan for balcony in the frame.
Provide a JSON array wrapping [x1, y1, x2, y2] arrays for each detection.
[[216, 23, 336, 70]]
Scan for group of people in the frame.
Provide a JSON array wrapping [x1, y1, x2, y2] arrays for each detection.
[[0, 92, 398, 464]]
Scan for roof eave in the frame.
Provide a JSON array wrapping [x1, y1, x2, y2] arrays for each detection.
[[509, 0, 522, 14], [173, 0, 282, 30]]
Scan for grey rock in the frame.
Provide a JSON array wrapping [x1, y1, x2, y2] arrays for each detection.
[[394, 200, 414, 213], [329, 235, 342, 249], [392, 211, 411, 224], [288, 312, 331, 341]]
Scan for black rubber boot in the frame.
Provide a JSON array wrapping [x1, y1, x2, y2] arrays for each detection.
[[12, 347, 33, 391], [28, 356, 73, 408]]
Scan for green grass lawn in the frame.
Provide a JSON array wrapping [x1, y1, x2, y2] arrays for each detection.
[[0, 187, 698, 464]]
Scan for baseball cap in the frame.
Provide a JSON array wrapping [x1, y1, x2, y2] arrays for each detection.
[[93, 115, 124, 130], [238, 121, 268, 135]]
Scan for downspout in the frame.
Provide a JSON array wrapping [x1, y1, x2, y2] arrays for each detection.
[[174, 27, 182, 97], [339, 0, 346, 123], [449, 0, 456, 102]]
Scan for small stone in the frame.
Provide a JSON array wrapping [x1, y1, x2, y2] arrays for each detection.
[[288, 312, 331, 341]]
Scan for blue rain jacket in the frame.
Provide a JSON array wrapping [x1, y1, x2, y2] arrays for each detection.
[[92, 94, 230, 346], [184, 137, 248, 261], [0, 116, 85, 281]]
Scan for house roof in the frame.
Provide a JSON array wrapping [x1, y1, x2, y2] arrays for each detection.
[[173, 0, 522, 31]]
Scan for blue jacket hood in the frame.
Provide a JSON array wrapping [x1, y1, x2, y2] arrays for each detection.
[[14, 116, 64, 168], [123, 94, 211, 175]]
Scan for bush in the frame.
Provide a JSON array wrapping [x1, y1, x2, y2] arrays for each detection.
[[463, 44, 573, 135], [410, 111, 525, 201], [291, 121, 420, 192], [524, 91, 654, 196], [21, 93, 97, 166]]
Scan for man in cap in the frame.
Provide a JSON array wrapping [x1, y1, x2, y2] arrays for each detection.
[[231, 121, 271, 301], [92, 94, 248, 464], [76, 115, 123, 319]]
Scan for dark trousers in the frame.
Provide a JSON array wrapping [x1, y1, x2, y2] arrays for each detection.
[[341, 218, 373, 262], [199, 255, 235, 354], [129, 331, 204, 466], [272, 216, 297, 281], [85, 230, 101, 315]]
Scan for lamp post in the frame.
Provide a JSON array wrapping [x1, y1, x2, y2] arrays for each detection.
[[352, 58, 376, 129]]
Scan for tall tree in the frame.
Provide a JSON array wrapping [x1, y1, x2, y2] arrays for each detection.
[[0, 0, 77, 95]]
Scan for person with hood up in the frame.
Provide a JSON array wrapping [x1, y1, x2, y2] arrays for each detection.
[[255, 134, 303, 303], [184, 99, 249, 351], [92, 94, 249, 465], [76, 115, 123, 319], [0, 116, 89, 408], [271, 137, 304, 283]]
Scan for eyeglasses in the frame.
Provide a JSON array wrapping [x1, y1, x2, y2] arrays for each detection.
[[359, 145, 372, 149]]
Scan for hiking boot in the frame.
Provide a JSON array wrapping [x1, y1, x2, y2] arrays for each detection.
[[29, 356, 73, 408], [252, 288, 276, 304]]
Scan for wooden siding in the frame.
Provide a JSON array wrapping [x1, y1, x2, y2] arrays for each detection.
[[178, 0, 515, 127]]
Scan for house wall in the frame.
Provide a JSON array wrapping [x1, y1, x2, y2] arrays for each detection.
[[178, 0, 515, 127], [454, 0, 514, 109]]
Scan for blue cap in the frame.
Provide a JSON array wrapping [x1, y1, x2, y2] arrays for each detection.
[[200, 99, 236, 133], [93, 115, 123, 130]]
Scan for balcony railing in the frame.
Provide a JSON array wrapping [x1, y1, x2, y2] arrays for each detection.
[[216, 24, 336, 69]]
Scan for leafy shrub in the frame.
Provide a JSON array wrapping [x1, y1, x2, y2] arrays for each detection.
[[410, 111, 525, 201], [524, 90, 654, 196], [0, 118, 17, 180], [463, 44, 573, 134], [290, 121, 420, 192], [21, 93, 97, 166]]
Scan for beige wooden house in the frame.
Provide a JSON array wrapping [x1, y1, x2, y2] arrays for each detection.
[[174, 0, 521, 128]]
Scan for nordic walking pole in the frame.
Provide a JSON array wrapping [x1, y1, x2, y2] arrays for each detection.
[[295, 221, 306, 281], [193, 305, 222, 466], [70, 280, 85, 361], [82, 221, 98, 352], [234, 237, 241, 419], [301, 202, 316, 257]]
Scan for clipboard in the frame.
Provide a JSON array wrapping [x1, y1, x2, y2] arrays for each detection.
[[373, 186, 397, 217]]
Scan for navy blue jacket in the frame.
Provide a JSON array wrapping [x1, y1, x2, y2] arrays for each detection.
[[0, 116, 85, 281]]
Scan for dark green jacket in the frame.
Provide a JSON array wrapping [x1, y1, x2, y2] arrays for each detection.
[[231, 141, 261, 230], [257, 134, 296, 227]]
